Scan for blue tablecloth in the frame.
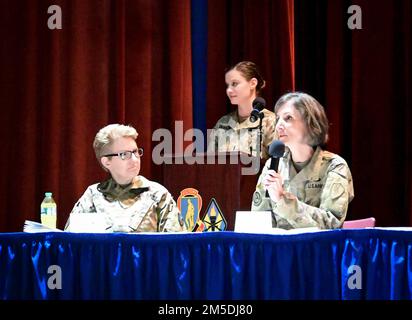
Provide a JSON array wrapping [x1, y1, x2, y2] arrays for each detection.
[[1, 229, 412, 300]]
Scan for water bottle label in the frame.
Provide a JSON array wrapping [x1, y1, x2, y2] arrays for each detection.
[[41, 204, 57, 215]]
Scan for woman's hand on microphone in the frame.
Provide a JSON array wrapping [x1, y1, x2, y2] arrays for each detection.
[[263, 169, 284, 202]]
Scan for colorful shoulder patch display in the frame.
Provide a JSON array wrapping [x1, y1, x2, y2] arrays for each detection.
[[202, 198, 227, 232], [177, 188, 203, 232]]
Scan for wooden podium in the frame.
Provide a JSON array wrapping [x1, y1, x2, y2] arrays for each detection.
[[162, 152, 262, 231]]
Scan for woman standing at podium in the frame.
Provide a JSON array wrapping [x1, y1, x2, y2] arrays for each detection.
[[65, 124, 186, 233], [252, 92, 354, 229], [207, 61, 277, 160]]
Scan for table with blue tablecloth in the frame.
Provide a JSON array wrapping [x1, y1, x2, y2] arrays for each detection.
[[1, 229, 411, 300]]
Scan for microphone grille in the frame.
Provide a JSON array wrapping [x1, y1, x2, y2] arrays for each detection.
[[268, 140, 285, 158], [252, 97, 266, 110]]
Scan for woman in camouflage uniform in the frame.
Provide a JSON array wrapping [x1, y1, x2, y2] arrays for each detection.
[[65, 124, 186, 233], [252, 92, 354, 229], [207, 61, 276, 160]]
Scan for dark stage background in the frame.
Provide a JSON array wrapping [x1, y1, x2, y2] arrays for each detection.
[[0, 0, 411, 231]]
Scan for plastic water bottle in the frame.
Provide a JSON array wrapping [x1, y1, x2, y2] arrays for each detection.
[[40, 192, 57, 229]]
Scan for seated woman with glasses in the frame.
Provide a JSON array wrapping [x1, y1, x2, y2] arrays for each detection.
[[64, 123, 186, 232]]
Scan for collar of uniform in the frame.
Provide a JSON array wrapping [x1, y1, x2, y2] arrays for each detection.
[[236, 110, 261, 130], [218, 111, 261, 130], [283, 146, 291, 160], [129, 176, 150, 197], [132, 175, 149, 188], [304, 146, 323, 180], [97, 176, 149, 202], [283, 146, 322, 181]]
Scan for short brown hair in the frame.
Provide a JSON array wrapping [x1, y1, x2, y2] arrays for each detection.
[[274, 92, 329, 147], [226, 61, 266, 94]]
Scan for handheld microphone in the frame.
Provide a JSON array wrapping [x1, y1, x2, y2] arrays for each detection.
[[250, 97, 266, 123], [265, 140, 286, 197]]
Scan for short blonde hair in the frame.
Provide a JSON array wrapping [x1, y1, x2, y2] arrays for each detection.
[[93, 124, 138, 159], [274, 92, 329, 147]]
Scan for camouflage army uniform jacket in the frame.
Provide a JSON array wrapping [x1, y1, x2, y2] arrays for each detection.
[[207, 108, 276, 160], [65, 176, 186, 232], [251, 147, 354, 229]]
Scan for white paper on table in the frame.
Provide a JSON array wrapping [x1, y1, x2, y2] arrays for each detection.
[[234, 211, 273, 233], [234, 211, 326, 234], [66, 213, 110, 233]]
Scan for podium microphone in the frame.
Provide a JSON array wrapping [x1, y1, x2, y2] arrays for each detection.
[[250, 97, 266, 123], [265, 140, 286, 197]]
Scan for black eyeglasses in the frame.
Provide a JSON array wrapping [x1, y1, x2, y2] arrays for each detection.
[[102, 148, 144, 160]]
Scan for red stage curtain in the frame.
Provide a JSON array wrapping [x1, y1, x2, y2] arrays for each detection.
[[0, 0, 192, 231], [206, 0, 295, 129], [295, 0, 412, 226]]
